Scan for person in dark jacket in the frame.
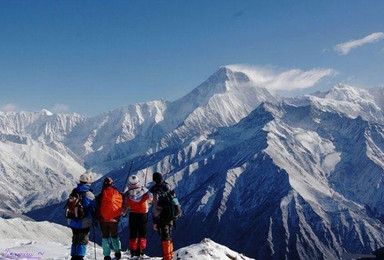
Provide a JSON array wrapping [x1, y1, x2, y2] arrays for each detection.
[[149, 172, 174, 260], [68, 173, 97, 260], [96, 177, 123, 260]]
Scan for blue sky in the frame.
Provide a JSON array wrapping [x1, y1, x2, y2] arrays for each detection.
[[1, 0, 383, 116]]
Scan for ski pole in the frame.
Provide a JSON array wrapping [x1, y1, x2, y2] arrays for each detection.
[[122, 161, 134, 191]]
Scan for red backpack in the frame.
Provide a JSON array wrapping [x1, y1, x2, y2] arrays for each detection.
[[99, 187, 123, 220], [65, 189, 86, 220]]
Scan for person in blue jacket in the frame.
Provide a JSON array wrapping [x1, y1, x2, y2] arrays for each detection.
[[68, 173, 97, 260]]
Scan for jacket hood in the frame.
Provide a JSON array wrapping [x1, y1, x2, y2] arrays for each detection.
[[76, 183, 92, 193]]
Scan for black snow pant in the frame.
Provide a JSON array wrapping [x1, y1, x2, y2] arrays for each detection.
[[157, 222, 172, 241], [100, 222, 119, 238], [129, 212, 148, 239], [71, 227, 90, 260], [72, 227, 90, 245]]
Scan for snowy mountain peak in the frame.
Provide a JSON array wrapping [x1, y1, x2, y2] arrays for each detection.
[[219, 66, 251, 85], [325, 83, 376, 103], [38, 109, 53, 116], [189, 66, 252, 100], [298, 84, 384, 123]]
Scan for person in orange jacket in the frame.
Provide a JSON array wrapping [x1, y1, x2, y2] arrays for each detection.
[[96, 177, 123, 260], [123, 175, 152, 257]]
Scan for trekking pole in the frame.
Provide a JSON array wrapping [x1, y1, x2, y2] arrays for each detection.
[[122, 161, 134, 191], [164, 169, 171, 181], [93, 223, 97, 260], [144, 166, 149, 187]]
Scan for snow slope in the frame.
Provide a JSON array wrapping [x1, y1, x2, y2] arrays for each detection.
[[0, 134, 86, 213], [0, 218, 252, 260]]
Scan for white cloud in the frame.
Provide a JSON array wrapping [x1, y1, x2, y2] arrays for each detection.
[[52, 103, 69, 113], [1, 103, 17, 112], [334, 32, 384, 55], [226, 64, 337, 92]]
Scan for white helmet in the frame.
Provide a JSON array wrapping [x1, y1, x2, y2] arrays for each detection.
[[129, 175, 140, 185], [79, 173, 92, 184]]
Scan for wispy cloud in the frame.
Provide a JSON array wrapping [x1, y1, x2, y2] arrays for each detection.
[[226, 64, 337, 92], [334, 32, 384, 55], [232, 11, 244, 19], [1, 103, 17, 112], [52, 103, 69, 113]]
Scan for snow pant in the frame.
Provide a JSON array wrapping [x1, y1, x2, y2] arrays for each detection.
[[129, 212, 148, 256], [157, 223, 173, 260], [71, 227, 90, 260], [100, 222, 121, 258]]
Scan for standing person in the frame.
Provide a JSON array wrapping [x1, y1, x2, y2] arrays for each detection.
[[123, 175, 152, 257], [149, 172, 181, 260], [97, 177, 123, 260], [67, 173, 97, 260]]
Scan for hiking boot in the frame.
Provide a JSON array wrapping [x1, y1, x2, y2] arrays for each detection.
[[104, 256, 111, 260], [71, 256, 83, 260], [130, 249, 139, 256], [161, 240, 174, 260], [114, 252, 121, 259]]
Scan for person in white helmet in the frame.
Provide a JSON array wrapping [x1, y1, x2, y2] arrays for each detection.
[[67, 173, 96, 260], [122, 175, 152, 257]]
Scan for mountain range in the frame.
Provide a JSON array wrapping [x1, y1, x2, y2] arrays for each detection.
[[1, 66, 384, 259]]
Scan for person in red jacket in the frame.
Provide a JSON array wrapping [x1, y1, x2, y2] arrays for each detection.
[[97, 177, 123, 260], [123, 175, 152, 257]]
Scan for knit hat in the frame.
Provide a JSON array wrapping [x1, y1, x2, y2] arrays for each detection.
[[103, 177, 113, 187], [79, 173, 92, 184], [153, 172, 163, 184], [128, 175, 141, 189]]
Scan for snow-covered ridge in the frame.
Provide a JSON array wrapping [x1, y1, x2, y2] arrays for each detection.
[[301, 84, 384, 123], [175, 238, 253, 260], [0, 217, 71, 244]]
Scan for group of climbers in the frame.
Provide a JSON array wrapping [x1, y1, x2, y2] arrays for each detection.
[[65, 171, 180, 260]]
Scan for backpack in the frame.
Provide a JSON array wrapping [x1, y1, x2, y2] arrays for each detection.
[[64, 189, 86, 220], [99, 187, 123, 220], [158, 189, 182, 223]]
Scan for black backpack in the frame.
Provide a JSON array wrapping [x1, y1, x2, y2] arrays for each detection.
[[158, 189, 182, 223], [64, 189, 86, 220]]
